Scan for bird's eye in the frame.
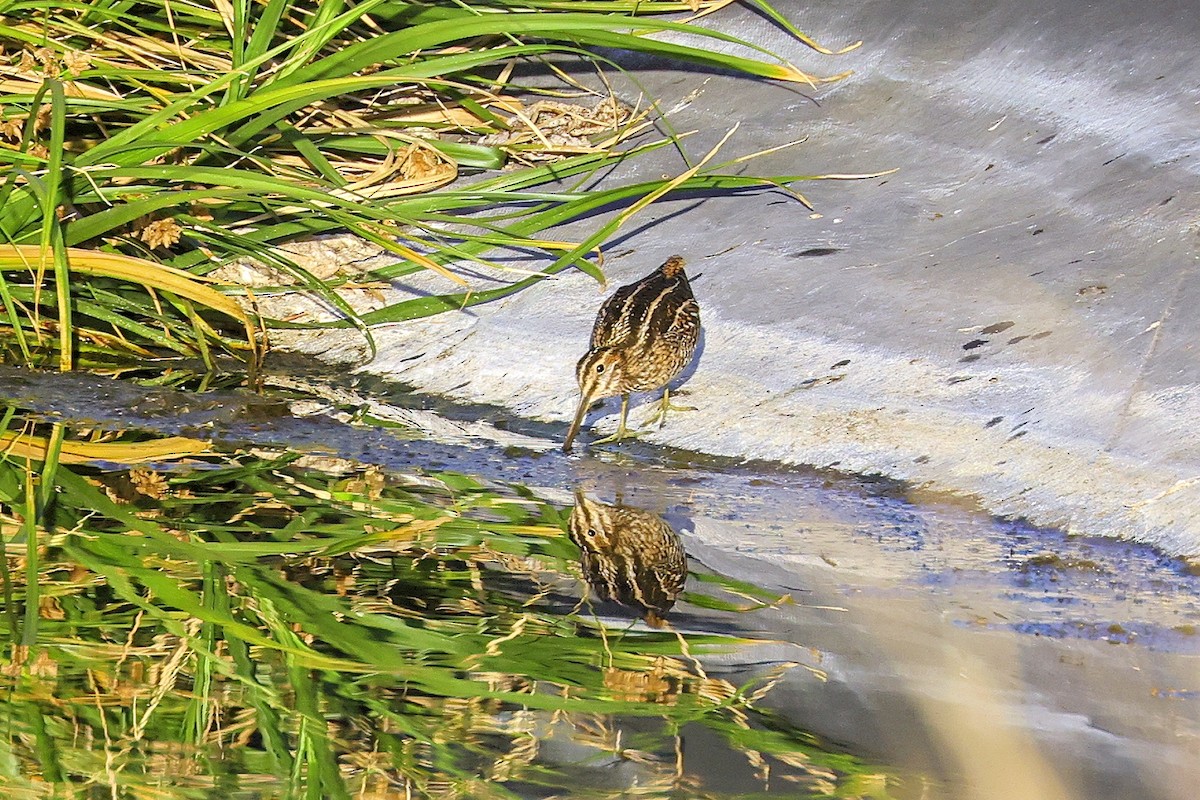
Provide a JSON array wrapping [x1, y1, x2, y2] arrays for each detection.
[[587, 528, 597, 537], [595, 363, 605, 373]]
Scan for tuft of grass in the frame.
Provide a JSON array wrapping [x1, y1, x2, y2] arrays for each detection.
[[0, 0, 858, 374]]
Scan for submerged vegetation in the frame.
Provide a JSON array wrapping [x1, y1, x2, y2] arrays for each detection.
[[0, 407, 901, 798], [0, 0, 856, 374]]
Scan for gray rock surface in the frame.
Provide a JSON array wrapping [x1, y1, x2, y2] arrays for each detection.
[[283, 0, 1200, 555]]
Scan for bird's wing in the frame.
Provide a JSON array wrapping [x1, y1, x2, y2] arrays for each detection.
[[590, 281, 644, 349], [646, 279, 699, 346], [590, 270, 699, 349]]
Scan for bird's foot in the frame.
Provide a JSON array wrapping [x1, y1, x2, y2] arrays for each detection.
[[641, 391, 696, 430], [589, 421, 643, 447]]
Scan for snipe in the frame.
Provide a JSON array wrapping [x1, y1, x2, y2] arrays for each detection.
[[562, 255, 701, 452], [568, 491, 687, 627]]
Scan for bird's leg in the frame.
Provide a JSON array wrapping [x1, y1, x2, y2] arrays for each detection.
[[591, 394, 642, 446], [641, 387, 697, 430]]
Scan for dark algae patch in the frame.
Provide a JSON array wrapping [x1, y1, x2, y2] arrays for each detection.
[[1021, 553, 1106, 572]]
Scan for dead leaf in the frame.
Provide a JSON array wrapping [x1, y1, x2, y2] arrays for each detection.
[[138, 217, 183, 249]]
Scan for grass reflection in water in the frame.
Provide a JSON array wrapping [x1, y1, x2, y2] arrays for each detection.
[[0, 412, 900, 799]]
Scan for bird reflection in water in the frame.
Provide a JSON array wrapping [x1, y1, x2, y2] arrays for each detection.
[[568, 491, 687, 627]]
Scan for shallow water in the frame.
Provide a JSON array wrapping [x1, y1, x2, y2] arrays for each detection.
[[1, 364, 1197, 799]]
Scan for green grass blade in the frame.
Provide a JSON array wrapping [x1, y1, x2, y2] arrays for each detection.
[[20, 462, 39, 648], [284, 14, 806, 88]]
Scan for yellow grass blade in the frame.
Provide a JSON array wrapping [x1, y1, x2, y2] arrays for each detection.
[[608, 123, 742, 234], [0, 78, 123, 102], [1, 430, 212, 464], [0, 245, 262, 360]]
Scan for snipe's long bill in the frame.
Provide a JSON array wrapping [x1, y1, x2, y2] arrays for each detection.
[[563, 255, 701, 452]]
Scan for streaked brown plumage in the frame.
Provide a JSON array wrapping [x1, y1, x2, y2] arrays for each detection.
[[563, 255, 701, 452], [568, 491, 687, 627]]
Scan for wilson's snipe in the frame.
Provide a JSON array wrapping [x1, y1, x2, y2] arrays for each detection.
[[568, 491, 687, 627], [562, 255, 701, 452]]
